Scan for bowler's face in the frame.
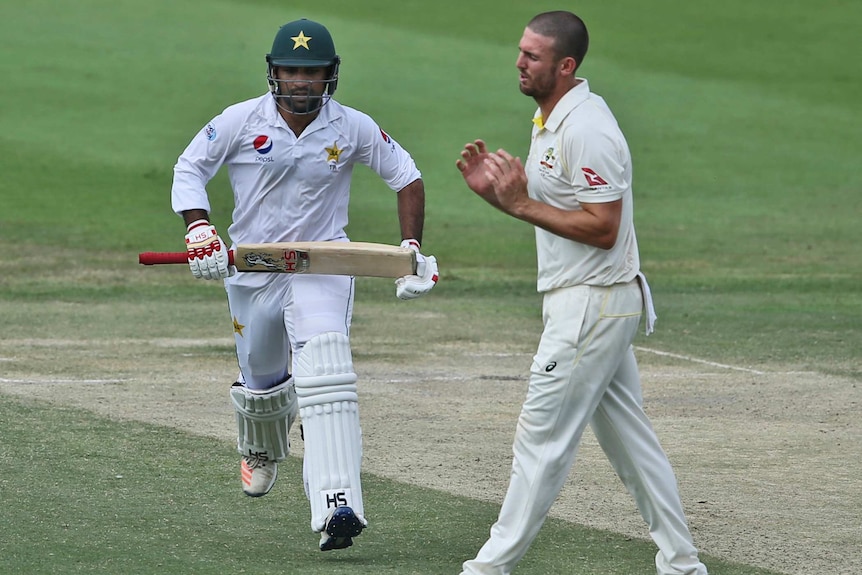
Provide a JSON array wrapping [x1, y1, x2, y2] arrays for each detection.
[[516, 28, 558, 99]]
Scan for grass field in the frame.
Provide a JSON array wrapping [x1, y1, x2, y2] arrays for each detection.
[[1, 0, 859, 574]]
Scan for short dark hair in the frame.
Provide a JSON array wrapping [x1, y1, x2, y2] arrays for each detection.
[[527, 11, 589, 70]]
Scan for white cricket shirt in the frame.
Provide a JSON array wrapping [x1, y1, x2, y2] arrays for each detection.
[[171, 94, 421, 245], [525, 79, 640, 292]]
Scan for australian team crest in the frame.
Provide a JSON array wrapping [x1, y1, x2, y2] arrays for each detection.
[[537, 146, 557, 177], [540, 147, 556, 169]]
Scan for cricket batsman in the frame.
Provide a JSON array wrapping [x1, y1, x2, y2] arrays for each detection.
[[169, 18, 438, 551]]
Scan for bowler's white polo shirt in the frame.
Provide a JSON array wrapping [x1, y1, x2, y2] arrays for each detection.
[[525, 79, 639, 292]]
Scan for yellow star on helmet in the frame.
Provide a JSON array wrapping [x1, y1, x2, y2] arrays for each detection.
[[325, 142, 343, 162], [233, 316, 245, 337], [291, 31, 312, 50]]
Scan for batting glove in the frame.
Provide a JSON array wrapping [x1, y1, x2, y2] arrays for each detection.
[[395, 239, 439, 300], [185, 219, 234, 280]]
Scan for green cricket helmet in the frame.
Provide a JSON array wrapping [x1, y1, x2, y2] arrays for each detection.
[[266, 19, 341, 114]]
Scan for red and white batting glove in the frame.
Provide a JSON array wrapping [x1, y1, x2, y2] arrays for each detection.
[[395, 239, 439, 300], [185, 219, 234, 280]]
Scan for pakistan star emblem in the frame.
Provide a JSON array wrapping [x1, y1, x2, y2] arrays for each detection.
[[325, 142, 343, 163], [291, 31, 311, 50], [233, 317, 245, 337]]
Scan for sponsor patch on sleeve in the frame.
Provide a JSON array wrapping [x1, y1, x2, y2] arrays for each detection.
[[204, 122, 217, 141], [379, 128, 396, 152], [580, 167, 611, 189]]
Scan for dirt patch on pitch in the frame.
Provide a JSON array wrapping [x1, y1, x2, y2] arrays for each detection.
[[0, 334, 859, 575]]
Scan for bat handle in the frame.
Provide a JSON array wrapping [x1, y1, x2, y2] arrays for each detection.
[[138, 251, 236, 266]]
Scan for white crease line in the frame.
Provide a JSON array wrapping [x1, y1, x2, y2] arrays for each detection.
[[379, 376, 475, 383], [0, 338, 234, 348], [465, 353, 530, 358], [634, 346, 765, 375], [0, 378, 126, 385]]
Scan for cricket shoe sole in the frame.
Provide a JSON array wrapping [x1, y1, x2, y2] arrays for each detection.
[[319, 506, 364, 551]]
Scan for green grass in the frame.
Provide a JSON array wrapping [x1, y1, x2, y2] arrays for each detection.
[[2, 0, 859, 373], [0, 397, 781, 575], [0, 0, 859, 572]]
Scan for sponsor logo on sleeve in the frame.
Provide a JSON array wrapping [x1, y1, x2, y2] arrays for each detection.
[[379, 128, 396, 152], [581, 167, 610, 189], [204, 122, 217, 141]]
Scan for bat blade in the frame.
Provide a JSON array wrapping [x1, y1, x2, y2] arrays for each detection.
[[139, 242, 417, 278]]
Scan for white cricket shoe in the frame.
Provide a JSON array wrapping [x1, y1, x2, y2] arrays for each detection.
[[240, 454, 277, 497]]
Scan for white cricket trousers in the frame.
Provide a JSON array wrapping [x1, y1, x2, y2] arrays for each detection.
[[461, 280, 707, 575], [225, 273, 354, 390]]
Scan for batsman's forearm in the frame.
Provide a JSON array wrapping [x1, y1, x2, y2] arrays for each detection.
[[397, 179, 425, 244], [182, 209, 210, 227]]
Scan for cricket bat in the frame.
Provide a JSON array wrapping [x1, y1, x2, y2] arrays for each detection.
[[138, 242, 417, 278]]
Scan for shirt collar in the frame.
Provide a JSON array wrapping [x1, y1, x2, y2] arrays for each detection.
[[531, 78, 590, 132]]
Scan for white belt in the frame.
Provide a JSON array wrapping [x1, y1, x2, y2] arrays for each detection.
[[635, 272, 657, 336]]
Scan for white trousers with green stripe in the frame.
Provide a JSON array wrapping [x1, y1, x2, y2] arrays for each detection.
[[461, 279, 707, 575]]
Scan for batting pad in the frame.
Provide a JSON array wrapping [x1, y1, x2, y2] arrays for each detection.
[[295, 332, 366, 532], [230, 377, 297, 463]]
